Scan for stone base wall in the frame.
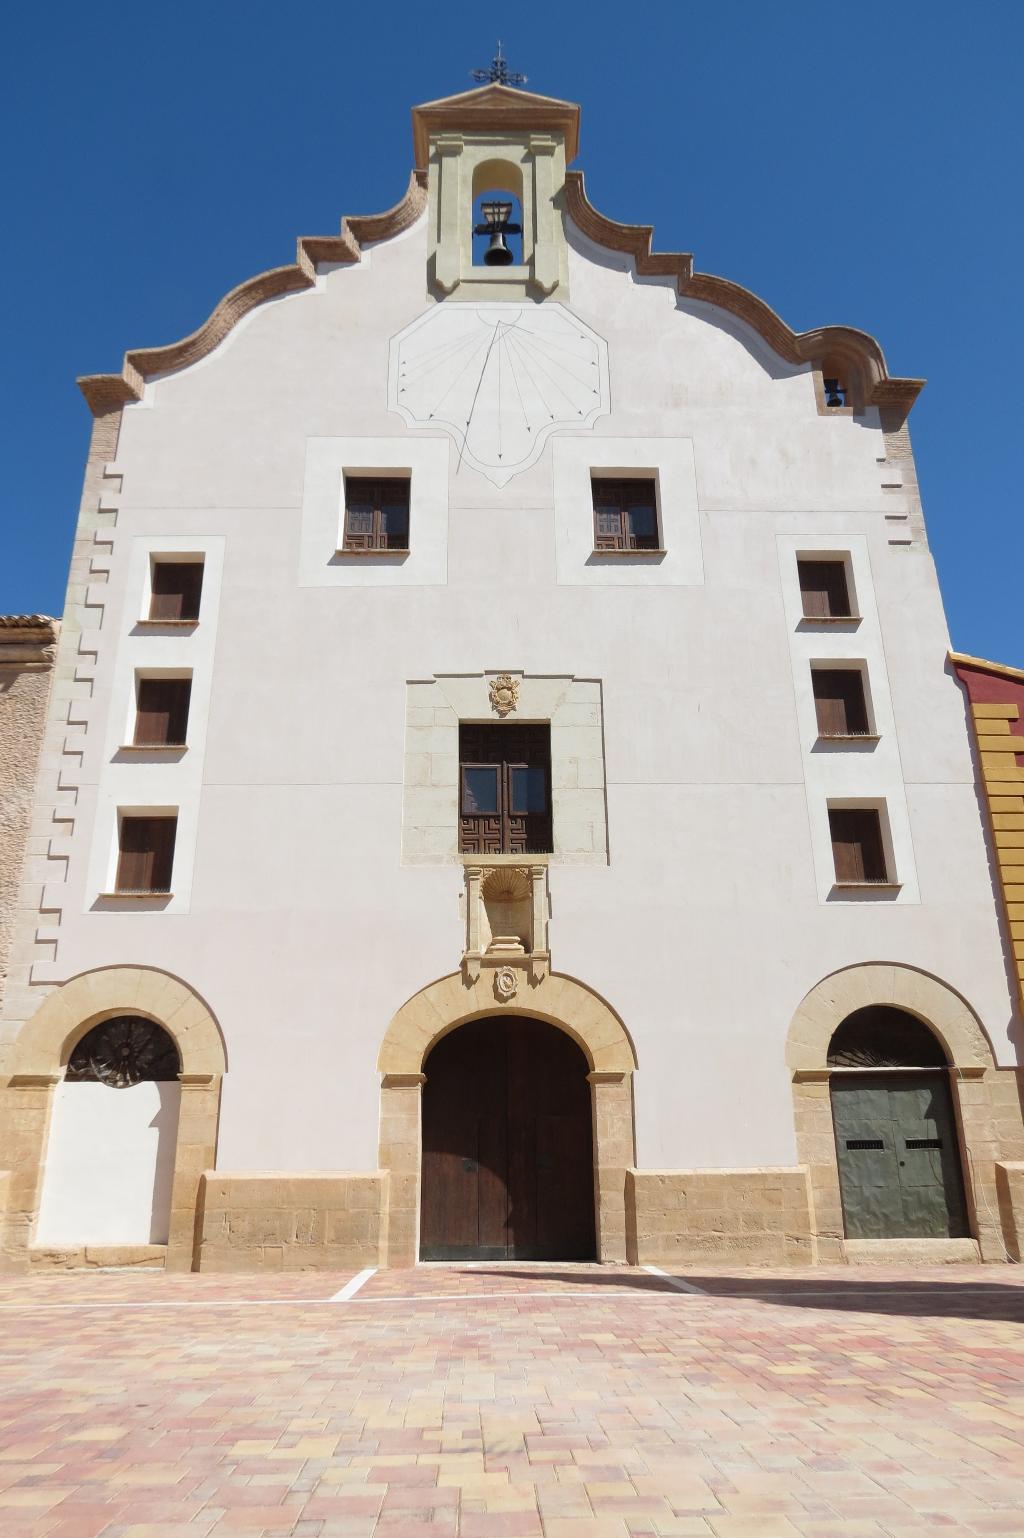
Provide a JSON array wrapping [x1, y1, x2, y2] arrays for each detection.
[[996, 1161, 1024, 1261], [194, 1172, 388, 1272], [625, 1166, 815, 1266], [30, 1244, 166, 1270]]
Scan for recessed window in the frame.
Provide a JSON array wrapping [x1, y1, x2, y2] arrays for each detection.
[[149, 560, 204, 622], [459, 724, 552, 854], [342, 477, 410, 551], [812, 668, 870, 737], [828, 807, 889, 885], [592, 478, 661, 551], [133, 677, 191, 746], [798, 557, 853, 619], [115, 815, 177, 894]]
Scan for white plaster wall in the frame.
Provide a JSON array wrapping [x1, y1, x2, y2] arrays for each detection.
[[12, 189, 1018, 1182], [35, 1081, 180, 1245]]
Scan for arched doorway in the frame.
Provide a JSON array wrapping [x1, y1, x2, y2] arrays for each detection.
[[828, 1006, 969, 1240], [420, 1017, 596, 1261], [35, 1017, 183, 1249]]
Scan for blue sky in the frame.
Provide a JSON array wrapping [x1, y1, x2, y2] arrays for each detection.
[[3, 1, 1021, 660]]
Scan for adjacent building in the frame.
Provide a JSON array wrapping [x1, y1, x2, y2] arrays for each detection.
[[2, 83, 1022, 1272]]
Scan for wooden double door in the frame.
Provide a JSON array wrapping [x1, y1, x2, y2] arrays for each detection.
[[420, 1017, 596, 1261], [831, 1072, 969, 1239]]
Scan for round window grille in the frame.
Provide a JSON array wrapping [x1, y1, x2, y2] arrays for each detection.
[[66, 1015, 181, 1087], [827, 1005, 948, 1069]]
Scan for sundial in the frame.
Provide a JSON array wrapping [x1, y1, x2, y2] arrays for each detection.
[[387, 304, 611, 487]]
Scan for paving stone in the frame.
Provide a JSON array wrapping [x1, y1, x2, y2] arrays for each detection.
[[0, 1263, 1021, 1538]]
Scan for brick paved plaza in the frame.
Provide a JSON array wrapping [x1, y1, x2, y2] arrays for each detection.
[[1, 1264, 1022, 1538]]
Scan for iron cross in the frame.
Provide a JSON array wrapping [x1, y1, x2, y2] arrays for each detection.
[[471, 41, 527, 88]]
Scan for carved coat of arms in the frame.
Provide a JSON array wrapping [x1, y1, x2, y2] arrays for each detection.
[[489, 674, 520, 717]]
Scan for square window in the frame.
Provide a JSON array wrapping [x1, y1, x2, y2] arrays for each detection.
[[134, 677, 192, 746], [343, 477, 410, 551], [798, 557, 852, 618], [828, 806, 889, 884], [116, 815, 177, 893], [812, 667, 870, 736], [149, 560, 204, 621], [591, 478, 661, 551]]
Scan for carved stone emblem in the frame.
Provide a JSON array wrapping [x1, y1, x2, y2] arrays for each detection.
[[489, 674, 520, 717], [493, 966, 519, 1002]]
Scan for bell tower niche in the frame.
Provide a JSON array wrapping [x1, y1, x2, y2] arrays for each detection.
[[412, 83, 575, 302]]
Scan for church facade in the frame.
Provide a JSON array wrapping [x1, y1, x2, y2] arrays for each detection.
[[2, 83, 1023, 1272]]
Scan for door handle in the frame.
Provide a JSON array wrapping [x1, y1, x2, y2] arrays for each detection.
[[463, 1159, 479, 1174]]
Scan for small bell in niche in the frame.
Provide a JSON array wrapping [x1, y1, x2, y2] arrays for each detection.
[[474, 199, 521, 266]]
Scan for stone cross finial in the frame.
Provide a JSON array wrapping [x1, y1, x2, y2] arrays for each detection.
[[471, 41, 527, 88]]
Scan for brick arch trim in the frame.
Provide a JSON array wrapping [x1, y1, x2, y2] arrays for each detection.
[[378, 969, 636, 1076], [786, 962, 995, 1075], [77, 171, 429, 415], [11, 966, 226, 1078], [563, 171, 923, 415]]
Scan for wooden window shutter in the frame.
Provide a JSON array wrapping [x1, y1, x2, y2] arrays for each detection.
[[343, 478, 410, 550], [813, 669, 869, 735], [591, 478, 660, 551], [798, 559, 851, 618], [134, 679, 192, 746], [116, 816, 177, 892], [150, 562, 204, 621], [829, 808, 887, 883]]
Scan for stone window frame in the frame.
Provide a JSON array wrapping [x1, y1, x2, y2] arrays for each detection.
[[401, 672, 608, 867], [552, 438, 703, 588], [299, 438, 448, 589]]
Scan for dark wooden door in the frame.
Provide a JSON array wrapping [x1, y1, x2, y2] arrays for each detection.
[[420, 1017, 596, 1261], [459, 725, 552, 854], [831, 1072, 969, 1239]]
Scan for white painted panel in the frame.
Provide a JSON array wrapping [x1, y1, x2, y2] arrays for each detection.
[[35, 1082, 180, 1246]]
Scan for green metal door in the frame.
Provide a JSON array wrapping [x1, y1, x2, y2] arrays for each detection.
[[831, 1072, 969, 1239]]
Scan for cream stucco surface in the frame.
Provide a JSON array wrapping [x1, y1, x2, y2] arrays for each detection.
[[35, 1081, 180, 1246], [2, 103, 1018, 1258]]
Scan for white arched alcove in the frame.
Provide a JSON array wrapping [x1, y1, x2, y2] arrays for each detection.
[[36, 1079, 181, 1246]]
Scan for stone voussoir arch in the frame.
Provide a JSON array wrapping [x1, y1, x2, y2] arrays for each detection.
[[11, 965, 226, 1079], [377, 968, 636, 1268], [2, 967, 225, 1273], [377, 968, 637, 1077], [786, 961, 995, 1076]]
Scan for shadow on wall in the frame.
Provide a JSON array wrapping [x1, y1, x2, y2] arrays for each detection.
[[148, 1084, 180, 1244]]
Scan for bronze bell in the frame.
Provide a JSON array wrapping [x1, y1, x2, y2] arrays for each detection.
[[474, 199, 522, 268], [483, 229, 514, 266]]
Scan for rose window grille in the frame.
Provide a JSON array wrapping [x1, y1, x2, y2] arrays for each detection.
[[66, 1015, 181, 1087], [826, 1006, 948, 1070]]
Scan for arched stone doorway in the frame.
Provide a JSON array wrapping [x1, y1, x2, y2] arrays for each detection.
[[420, 1017, 596, 1261], [35, 1017, 184, 1251], [378, 969, 635, 1268], [0, 967, 225, 1273], [828, 1007, 969, 1241], [785, 962, 1006, 1260]]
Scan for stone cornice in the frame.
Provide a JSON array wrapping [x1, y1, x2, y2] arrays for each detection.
[[0, 615, 59, 666], [0, 615, 58, 640], [564, 171, 924, 416], [412, 82, 580, 167], [77, 172, 429, 416], [949, 650, 1024, 684]]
